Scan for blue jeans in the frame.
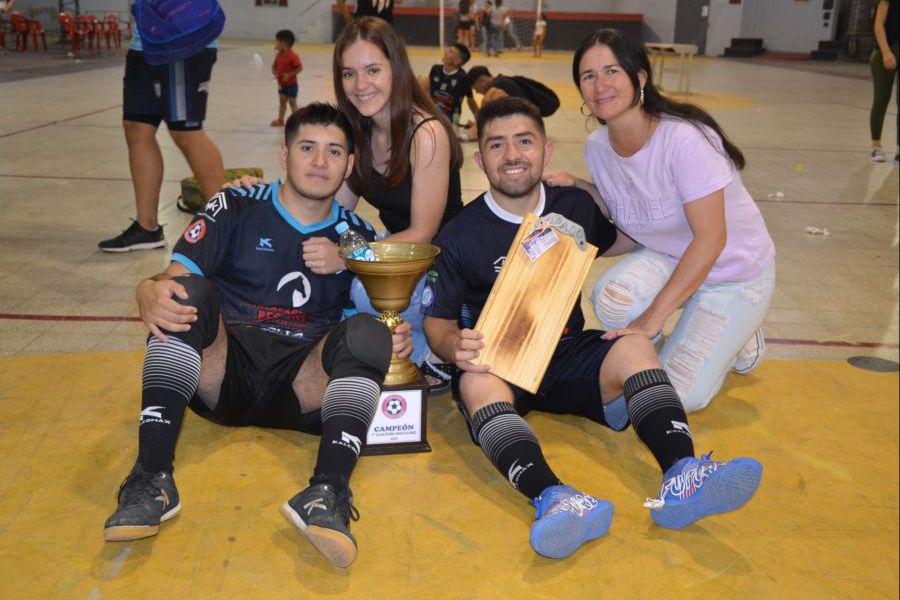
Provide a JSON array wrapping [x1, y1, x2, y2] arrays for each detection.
[[351, 274, 431, 365], [591, 247, 775, 412]]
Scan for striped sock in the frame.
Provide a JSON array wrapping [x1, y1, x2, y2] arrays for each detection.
[[473, 402, 560, 500], [312, 376, 381, 491], [137, 336, 201, 473], [624, 369, 695, 472]]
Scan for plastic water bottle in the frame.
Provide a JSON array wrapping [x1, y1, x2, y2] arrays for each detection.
[[336, 222, 376, 262]]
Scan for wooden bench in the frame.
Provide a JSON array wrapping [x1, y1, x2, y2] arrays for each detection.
[[645, 42, 698, 94]]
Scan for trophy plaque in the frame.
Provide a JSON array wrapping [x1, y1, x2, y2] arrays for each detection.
[[345, 241, 441, 455], [471, 212, 596, 393]]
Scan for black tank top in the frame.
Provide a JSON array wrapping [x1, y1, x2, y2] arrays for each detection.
[[366, 117, 463, 235]]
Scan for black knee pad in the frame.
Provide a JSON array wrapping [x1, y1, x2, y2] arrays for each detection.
[[322, 314, 392, 382], [162, 274, 221, 349]]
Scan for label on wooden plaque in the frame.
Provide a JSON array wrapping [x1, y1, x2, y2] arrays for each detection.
[[366, 389, 423, 446]]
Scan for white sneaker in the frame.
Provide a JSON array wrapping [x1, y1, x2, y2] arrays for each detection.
[[732, 328, 766, 374], [871, 148, 886, 162]]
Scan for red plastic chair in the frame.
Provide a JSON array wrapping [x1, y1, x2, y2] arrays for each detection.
[[58, 12, 84, 56], [103, 14, 121, 49], [27, 18, 47, 52], [77, 14, 101, 52], [10, 12, 28, 51]]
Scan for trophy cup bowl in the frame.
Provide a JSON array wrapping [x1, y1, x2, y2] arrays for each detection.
[[345, 241, 441, 386]]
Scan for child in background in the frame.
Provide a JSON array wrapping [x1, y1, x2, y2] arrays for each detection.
[[270, 29, 303, 127], [534, 13, 547, 58]]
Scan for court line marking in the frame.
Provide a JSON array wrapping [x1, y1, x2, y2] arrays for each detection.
[[0, 104, 121, 139], [0, 313, 896, 349]]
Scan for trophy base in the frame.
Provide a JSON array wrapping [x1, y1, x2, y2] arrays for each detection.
[[362, 374, 431, 456]]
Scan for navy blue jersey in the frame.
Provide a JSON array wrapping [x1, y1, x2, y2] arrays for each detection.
[[172, 180, 376, 342], [429, 64, 471, 121], [423, 183, 617, 336]]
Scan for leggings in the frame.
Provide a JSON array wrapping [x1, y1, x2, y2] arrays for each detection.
[[869, 45, 899, 143]]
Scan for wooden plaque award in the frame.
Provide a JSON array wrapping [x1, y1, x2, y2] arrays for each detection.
[[471, 212, 597, 393]]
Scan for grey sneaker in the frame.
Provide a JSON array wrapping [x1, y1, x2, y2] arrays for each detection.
[[871, 148, 886, 162], [98, 220, 165, 252], [104, 464, 181, 541], [280, 483, 360, 568]]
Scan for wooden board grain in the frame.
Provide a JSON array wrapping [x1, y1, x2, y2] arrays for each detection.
[[472, 213, 597, 393]]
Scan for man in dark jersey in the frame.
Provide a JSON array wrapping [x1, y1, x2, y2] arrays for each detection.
[[337, 0, 400, 24], [418, 43, 479, 126], [422, 97, 763, 560], [103, 104, 409, 569]]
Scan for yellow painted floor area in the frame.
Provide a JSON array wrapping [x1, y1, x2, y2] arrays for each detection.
[[0, 352, 896, 599]]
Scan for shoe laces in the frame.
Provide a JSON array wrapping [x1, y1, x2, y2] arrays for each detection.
[[117, 469, 165, 506], [644, 453, 720, 510], [335, 488, 360, 524]]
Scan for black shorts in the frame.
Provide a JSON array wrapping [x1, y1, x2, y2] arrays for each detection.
[[188, 325, 323, 434], [452, 330, 626, 443], [123, 48, 217, 131]]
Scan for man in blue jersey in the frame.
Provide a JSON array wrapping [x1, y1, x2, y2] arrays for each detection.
[[98, 17, 224, 252], [103, 103, 408, 569], [422, 97, 763, 560]]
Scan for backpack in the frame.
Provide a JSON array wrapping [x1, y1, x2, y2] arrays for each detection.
[[132, 0, 226, 66], [509, 75, 560, 117], [177, 167, 264, 213]]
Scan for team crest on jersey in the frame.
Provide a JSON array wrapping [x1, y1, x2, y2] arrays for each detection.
[[421, 285, 434, 308], [183, 220, 206, 244]]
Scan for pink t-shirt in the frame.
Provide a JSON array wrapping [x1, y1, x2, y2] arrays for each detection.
[[584, 117, 775, 284]]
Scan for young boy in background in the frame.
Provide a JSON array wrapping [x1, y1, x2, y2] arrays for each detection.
[[418, 43, 480, 140], [271, 29, 303, 127]]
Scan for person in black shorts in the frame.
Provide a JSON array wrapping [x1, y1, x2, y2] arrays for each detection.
[[422, 97, 763, 560], [103, 103, 410, 570], [99, 27, 224, 253]]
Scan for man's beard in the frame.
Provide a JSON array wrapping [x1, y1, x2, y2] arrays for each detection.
[[489, 163, 541, 199], [284, 173, 339, 202]]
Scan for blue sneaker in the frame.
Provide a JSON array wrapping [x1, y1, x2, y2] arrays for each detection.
[[645, 453, 762, 530], [529, 485, 614, 559]]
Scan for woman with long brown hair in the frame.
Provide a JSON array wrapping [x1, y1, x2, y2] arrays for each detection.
[[329, 17, 463, 382]]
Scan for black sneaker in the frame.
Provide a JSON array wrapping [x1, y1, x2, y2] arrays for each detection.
[[280, 483, 360, 568], [98, 220, 165, 252], [419, 359, 456, 393], [104, 464, 181, 541]]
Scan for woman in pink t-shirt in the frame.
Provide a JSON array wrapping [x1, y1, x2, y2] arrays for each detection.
[[545, 29, 775, 412]]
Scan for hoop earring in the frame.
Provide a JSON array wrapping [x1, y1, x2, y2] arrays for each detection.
[[639, 87, 645, 106], [580, 101, 592, 117]]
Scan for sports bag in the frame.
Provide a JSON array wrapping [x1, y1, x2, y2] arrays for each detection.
[[510, 75, 560, 117], [177, 167, 264, 213], [132, 0, 226, 66]]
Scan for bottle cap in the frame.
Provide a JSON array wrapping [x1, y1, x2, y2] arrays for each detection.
[[335, 222, 349, 234]]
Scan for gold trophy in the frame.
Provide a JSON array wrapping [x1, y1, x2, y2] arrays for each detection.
[[345, 241, 441, 454], [345, 241, 441, 386]]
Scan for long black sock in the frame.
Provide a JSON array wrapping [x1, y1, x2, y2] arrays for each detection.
[[473, 402, 560, 500], [311, 376, 380, 492], [624, 369, 695, 473], [137, 336, 200, 473]]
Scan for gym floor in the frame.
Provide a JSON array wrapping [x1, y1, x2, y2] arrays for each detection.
[[0, 42, 897, 599]]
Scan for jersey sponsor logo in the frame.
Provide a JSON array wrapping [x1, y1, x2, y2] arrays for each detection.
[[256, 237, 274, 252], [204, 192, 228, 218], [493, 256, 505, 273], [276, 271, 312, 308], [183, 220, 206, 244], [255, 305, 308, 329], [381, 394, 407, 419]]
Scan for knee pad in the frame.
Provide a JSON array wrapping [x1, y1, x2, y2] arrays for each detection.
[[322, 314, 392, 382], [165, 274, 220, 349]]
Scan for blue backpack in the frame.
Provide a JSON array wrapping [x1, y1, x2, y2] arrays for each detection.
[[132, 0, 226, 65]]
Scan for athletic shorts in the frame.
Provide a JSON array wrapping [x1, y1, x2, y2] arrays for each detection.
[[278, 83, 299, 98], [452, 329, 627, 443], [188, 324, 323, 434], [456, 21, 475, 31], [123, 48, 217, 131]]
